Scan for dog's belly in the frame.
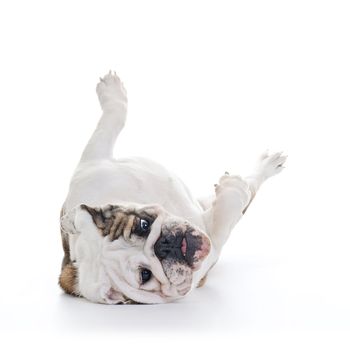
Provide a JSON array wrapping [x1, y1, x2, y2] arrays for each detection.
[[64, 157, 205, 229]]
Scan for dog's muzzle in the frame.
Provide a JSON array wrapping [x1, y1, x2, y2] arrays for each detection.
[[154, 223, 211, 271]]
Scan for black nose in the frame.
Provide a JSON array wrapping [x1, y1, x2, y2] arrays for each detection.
[[154, 234, 184, 261]]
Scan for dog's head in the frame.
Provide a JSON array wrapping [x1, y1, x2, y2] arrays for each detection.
[[60, 204, 211, 304]]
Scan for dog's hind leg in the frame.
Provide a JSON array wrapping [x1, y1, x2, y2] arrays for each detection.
[[201, 151, 287, 253], [80, 71, 128, 163]]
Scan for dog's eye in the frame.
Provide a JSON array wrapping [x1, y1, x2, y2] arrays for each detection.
[[132, 217, 152, 237], [140, 219, 150, 233], [140, 268, 152, 284]]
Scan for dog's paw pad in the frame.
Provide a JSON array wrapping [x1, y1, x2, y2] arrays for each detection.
[[96, 71, 127, 110]]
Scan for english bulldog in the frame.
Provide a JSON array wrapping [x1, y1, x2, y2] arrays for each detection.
[[59, 71, 287, 304]]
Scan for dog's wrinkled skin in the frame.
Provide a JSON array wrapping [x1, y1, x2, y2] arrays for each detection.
[[59, 71, 287, 304]]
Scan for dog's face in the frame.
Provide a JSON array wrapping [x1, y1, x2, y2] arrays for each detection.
[[60, 204, 211, 304]]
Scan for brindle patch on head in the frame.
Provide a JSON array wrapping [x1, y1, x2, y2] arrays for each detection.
[[80, 204, 157, 241]]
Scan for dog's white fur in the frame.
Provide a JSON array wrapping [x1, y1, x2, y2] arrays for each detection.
[[60, 71, 287, 304]]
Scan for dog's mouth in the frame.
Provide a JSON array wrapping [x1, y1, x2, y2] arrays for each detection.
[[154, 224, 211, 271]]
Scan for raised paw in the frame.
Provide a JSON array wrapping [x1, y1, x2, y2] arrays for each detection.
[[96, 71, 128, 111], [256, 151, 287, 180]]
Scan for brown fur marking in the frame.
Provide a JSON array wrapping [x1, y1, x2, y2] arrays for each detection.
[[80, 204, 156, 241], [59, 206, 79, 296], [59, 263, 79, 296]]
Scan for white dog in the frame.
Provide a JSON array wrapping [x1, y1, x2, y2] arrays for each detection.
[[59, 71, 287, 304]]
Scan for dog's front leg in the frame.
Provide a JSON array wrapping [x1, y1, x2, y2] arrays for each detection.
[[202, 151, 287, 254], [80, 71, 128, 162], [202, 174, 251, 253]]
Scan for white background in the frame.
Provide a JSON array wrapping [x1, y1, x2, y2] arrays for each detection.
[[0, 0, 349, 349]]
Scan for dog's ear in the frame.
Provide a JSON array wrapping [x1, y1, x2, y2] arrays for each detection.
[[60, 204, 107, 235], [80, 204, 121, 238], [80, 204, 107, 231]]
